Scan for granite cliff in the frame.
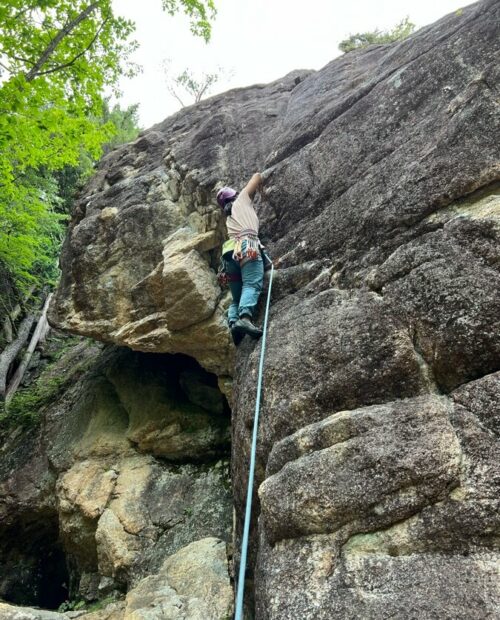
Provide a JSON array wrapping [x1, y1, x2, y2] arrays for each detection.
[[1, 0, 499, 618]]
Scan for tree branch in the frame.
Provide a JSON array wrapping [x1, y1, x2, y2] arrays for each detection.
[[25, 1, 101, 82], [196, 80, 212, 103], [5, 294, 52, 405], [10, 55, 36, 67], [167, 86, 186, 108], [34, 16, 109, 77], [0, 61, 12, 74], [13, 5, 36, 21]]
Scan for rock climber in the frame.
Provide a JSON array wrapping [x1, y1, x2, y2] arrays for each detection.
[[217, 172, 269, 345]]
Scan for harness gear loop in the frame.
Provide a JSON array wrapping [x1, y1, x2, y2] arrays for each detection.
[[234, 263, 274, 620], [233, 229, 261, 262]]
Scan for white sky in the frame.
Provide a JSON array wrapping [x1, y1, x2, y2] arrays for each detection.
[[112, 0, 465, 128]]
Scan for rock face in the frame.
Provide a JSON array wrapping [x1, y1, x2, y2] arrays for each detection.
[[0, 339, 232, 617], [44, 0, 500, 617], [48, 70, 311, 380], [123, 537, 233, 620]]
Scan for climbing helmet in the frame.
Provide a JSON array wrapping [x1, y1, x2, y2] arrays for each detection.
[[216, 186, 237, 209]]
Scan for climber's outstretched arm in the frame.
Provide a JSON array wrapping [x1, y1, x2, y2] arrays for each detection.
[[244, 172, 263, 199]]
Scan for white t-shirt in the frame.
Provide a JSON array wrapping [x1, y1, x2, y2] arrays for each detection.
[[226, 189, 259, 239]]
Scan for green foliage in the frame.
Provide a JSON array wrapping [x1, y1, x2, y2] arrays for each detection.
[[162, 0, 216, 42], [339, 17, 416, 53], [58, 599, 86, 613], [101, 98, 141, 154], [52, 153, 94, 214], [0, 0, 215, 292], [0, 1, 136, 292], [0, 374, 65, 430], [58, 596, 117, 614], [0, 169, 67, 292], [0, 338, 93, 431]]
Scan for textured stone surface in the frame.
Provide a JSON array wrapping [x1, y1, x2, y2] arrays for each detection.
[[122, 538, 233, 620], [0, 603, 69, 619], [48, 71, 311, 376], [256, 539, 500, 620], [0, 338, 232, 609], [9, 0, 500, 617], [260, 396, 461, 544]]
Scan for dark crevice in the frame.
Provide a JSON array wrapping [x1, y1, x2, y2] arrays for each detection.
[[0, 511, 71, 609], [410, 328, 442, 395]]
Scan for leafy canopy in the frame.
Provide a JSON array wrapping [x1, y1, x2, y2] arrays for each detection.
[[339, 17, 415, 53], [0, 0, 216, 292]]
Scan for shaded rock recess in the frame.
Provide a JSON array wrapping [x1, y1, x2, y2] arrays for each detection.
[[0, 336, 233, 619], [2, 0, 499, 618]]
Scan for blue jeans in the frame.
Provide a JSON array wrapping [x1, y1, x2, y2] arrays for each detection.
[[224, 254, 264, 326]]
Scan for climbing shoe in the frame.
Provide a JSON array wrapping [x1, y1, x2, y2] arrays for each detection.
[[233, 316, 263, 340], [230, 324, 245, 346]]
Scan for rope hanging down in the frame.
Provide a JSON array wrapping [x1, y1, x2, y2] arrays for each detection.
[[235, 263, 274, 620]]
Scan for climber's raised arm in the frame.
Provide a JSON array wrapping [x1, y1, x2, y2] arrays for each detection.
[[244, 172, 263, 199]]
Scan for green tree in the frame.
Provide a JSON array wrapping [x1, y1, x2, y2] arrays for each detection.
[[100, 99, 141, 154], [0, 0, 216, 292], [339, 17, 415, 53], [54, 100, 141, 214]]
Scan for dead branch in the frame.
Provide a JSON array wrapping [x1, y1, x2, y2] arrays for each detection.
[[0, 313, 36, 400], [5, 294, 52, 405]]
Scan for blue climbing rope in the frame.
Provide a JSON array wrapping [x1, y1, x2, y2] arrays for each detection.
[[234, 263, 274, 620]]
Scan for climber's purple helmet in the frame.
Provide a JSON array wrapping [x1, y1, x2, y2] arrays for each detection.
[[216, 186, 237, 209]]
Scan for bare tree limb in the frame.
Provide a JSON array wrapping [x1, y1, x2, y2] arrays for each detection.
[[167, 86, 186, 108], [5, 294, 52, 405], [25, 1, 101, 82], [0, 313, 36, 400]]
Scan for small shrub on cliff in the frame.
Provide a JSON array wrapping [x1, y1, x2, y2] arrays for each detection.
[[339, 17, 415, 53], [0, 375, 66, 430]]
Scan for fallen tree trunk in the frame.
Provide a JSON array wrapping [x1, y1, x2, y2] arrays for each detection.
[[0, 313, 36, 400], [5, 294, 53, 405], [1, 284, 37, 343]]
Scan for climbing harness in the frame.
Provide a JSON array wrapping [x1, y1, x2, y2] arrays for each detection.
[[233, 229, 261, 261], [218, 240, 272, 287], [234, 263, 274, 620], [222, 237, 236, 256]]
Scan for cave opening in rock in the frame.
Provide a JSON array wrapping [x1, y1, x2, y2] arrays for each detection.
[[125, 350, 231, 417], [0, 512, 70, 610], [100, 348, 233, 463]]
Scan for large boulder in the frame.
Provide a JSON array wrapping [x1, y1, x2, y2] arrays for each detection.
[[122, 537, 233, 620]]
